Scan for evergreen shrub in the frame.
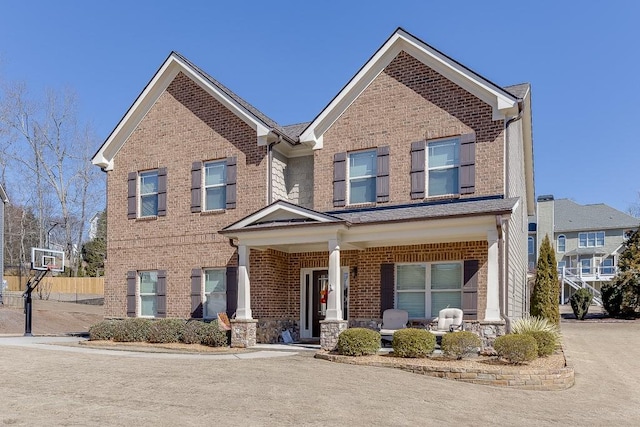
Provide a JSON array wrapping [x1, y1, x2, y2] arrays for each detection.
[[441, 331, 481, 359], [88, 320, 118, 341], [494, 334, 538, 364], [112, 318, 152, 342], [391, 328, 435, 358], [570, 288, 592, 320], [148, 319, 186, 343], [336, 328, 380, 356]]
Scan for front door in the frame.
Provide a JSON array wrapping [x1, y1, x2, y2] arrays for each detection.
[[312, 270, 329, 338]]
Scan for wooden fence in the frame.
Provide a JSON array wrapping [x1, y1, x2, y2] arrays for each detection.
[[4, 276, 104, 295]]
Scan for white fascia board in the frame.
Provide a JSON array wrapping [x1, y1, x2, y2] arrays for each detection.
[[92, 53, 272, 170], [230, 224, 348, 247], [299, 30, 518, 146], [226, 202, 338, 230]]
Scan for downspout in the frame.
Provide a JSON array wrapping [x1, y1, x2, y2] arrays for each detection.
[[267, 135, 283, 204]]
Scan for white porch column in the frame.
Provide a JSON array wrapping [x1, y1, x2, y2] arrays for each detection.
[[235, 244, 252, 320], [325, 239, 343, 320], [485, 229, 501, 321]]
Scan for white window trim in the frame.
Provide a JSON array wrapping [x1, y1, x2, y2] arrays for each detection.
[[395, 261, 463, 319], [138, 270, 158, 318], [347, 149, 377, 205], [139, 170, 159, 218], [202, 268, 226, 319], [557, 235, 566, 253], [426, 137, 460, 198], [578, 231, 605, 248], [203, 160, 226, 212]]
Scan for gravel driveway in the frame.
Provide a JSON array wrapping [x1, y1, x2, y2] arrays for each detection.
[[1, 320, 639, 426]]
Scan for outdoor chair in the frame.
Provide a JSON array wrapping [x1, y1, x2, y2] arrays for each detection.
[[431, 308, 464, 341], [379, 309, 409, 345]]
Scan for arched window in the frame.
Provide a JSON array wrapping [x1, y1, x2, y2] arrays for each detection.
[[557, 235, 566, 253], [528, 236, 535, 255]]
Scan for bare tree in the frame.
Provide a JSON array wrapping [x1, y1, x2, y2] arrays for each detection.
[[628, 192, 640, 218]]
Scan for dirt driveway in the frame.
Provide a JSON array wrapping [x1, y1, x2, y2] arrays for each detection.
[[0, 320, 639, 426]]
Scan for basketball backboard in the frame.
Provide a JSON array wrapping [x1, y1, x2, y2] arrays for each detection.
[[31, 247, 65, 272]]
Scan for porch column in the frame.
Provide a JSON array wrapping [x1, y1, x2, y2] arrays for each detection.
[[321, 239, 347, 351], [485, 229, 501, 321], [236, 244, 252, 320]]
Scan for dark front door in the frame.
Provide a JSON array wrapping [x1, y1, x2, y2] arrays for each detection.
[[312, 270, 329, 337]]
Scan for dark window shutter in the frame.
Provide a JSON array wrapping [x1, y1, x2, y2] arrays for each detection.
[[333, 152, 347, 207], [226, 157, 237, 210], [126, 271, 137, 317], [376, 146, 390, 203], [127, 172, 137, 219], [380, 263, 395, 316], [463, 260, 479, 320], [459, 133, 476, 195], [156, 270, 167, 318], [157, 167, 167, 216], [410, 141, 425, 199], [226, 266, 238, 318], [190, 269, 203, 318], [191, 162, 202, 213]]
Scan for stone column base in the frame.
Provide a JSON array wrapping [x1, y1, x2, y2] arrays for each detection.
[[320, 320, 348, 351], [230, 319, 258, 348]]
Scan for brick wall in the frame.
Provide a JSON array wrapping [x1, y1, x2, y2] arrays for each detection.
[[315, 51, 505, 211], [105, 72, 268, 318]]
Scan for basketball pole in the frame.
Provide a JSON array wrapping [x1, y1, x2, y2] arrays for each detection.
[[23, 268, 51, 337]]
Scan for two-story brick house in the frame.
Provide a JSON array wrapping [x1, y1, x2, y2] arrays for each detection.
[[92, 28, 534, 349]]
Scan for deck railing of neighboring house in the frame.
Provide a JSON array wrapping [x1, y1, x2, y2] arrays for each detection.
[[559, 267, 608, 306]]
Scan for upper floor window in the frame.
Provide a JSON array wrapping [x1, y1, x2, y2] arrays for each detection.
[[204, 161, 227, 211], [139, 271, 158, 317], [427, 139, 459, 197], [557, 235, 566, 253], [127, 168, 167, 219], [578, 231, 604, 248], [528, 236, 535, 255], [139, 171, 158, 217], [348, 150, 377, 204]]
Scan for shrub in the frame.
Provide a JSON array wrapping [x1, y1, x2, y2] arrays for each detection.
[[181, 320, 209, 344], [511, 315, 561, 341], [494, 334, 538, 364], [200, 321, 229, 347], [530, 235, 560, 325], [601, 283, 623, 317], [524, 330, 557, 357], [112, 318, 153, 342], [336, 328, 380, 356], [88, 320, 118, 341], [570, 288, 593, 320], [392, 328, 435, 358], [148, 319, 186, 343], [441, 331, 481, 359]]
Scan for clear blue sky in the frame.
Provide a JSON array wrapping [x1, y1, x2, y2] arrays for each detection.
[[1, 1, 638, 212]]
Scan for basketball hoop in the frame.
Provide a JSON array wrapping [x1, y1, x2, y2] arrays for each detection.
[[47, 264, 59, 271]]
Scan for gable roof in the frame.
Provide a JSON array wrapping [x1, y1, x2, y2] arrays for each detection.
[[298, 27, 520, 149], [554, 199, 639, 232]]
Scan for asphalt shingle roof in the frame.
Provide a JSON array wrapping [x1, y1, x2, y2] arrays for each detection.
[[504, 83, 530, 99], [554, 199, 639, 232]]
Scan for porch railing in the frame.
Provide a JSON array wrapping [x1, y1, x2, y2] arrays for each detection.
[[559, 267, 603, 306]]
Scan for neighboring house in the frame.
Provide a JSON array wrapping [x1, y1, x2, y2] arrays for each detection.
[[0, 184, 8, 293], [528, 195, 639, 304], [92, 28, 534, 349], [88, 212, 101, 240]]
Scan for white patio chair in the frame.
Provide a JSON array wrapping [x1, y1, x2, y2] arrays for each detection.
[[379, 309, 409, 345], [431, 308, 464, 338]]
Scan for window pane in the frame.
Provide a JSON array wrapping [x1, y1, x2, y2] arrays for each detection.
[[428, 140, 459, 168], [528, 237, 535, 255], [140, 172, 158, 194], [141, 194, 158, 216], [349, 151, 376, 177], [204, 270, 226, 293], [140, 296, 157, 316], [588, 233, 596, 247], [596, 232, 605, 246], [397, 265, 426, 290], [428, 168, 458, 196], [431, 292, 461, 314], [557, 236, 565, 252], [204, 293, 226, 318], [431, 263, 461, 290], [205, 187, 226, 210], [397, 292, 425, 318], [579, 234, 587, 247], [349, 177, 376, 204], [140, 271, 157, 294], [581, 259, 591, 274], [205, 162, 226, 186]]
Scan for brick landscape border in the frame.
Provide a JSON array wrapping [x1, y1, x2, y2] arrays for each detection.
[[315, 344, 574, 391]]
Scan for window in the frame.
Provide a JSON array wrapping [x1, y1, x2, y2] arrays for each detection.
[[557, 235, 566, 253], [139, 170, 158, 217], [427, 138, 459, 197], [580, 258, 591, 275], [348, 150, 376, 204], [578, 231, 605, 248], [557, 261, 566, 273], [601, 257, 615, 275], [203, 269, 226, 318], [528, 236, 535, 255], [204, 161, 226, 211], [139, 271, 158, 317], [396, 263, 462, 318]]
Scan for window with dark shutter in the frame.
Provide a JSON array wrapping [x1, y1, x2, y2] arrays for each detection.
[[333, 152, 347, 207], [191, 162, 202, 213], [226, 157, 237, 210], [380, 263, 395, 316], [376, 146, 390, 203], [126, 271, 137, 317], [127, 172, 137, 219], [157, 167, 167, 216], [459, 133, 476, 195], [190, 269, 203, 318], [226, 266, 238, 318], [410, 141, 426, 199], [156, 270, 167, 318], [462, 260, 479, 320]]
